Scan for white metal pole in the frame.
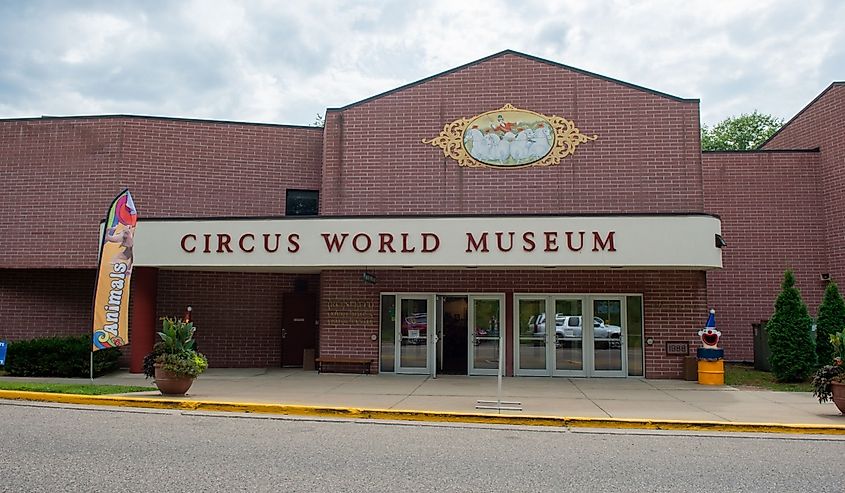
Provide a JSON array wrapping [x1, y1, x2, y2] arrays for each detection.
[[497, 329, 504, 407], [89, 351, 94, 383]]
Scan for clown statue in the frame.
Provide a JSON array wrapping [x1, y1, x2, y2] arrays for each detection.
[[698, 309, 721, 348], [696, 309, 725, 385]]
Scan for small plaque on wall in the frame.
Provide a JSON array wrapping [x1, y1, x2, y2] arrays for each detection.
[[666, 341, 690, 355]]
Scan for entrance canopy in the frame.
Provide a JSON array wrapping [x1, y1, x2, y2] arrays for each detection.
[[132, 214, 722, 270]]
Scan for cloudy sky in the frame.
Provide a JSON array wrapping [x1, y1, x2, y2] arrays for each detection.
[[1, 0, 842, 127]]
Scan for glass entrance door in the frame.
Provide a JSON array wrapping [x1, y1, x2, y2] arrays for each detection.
[[552, 298, 585, 376], [516, 297, 548, 375], [591, 297, 626, 376], [468, 295, 504, 375], [515, 295, 625, 377], [515, 295, 586, 376], [395, 295, 434, 374]]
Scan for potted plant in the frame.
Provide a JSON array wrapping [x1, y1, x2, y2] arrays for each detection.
[[142, 317, 208, 396], [811, 327, 845, 413]]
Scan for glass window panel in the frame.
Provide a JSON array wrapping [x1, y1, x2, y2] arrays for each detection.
[[380, 295, 395, 373], [472, 298, 500, 370], [593, 299, 623, 371], [555, 299, 583, 371], [399, 298, 428, 368], [518, 299, 546, 370], [285, 189, 318, 216], [626, 296, 644, 376]]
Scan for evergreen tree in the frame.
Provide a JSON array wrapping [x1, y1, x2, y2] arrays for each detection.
[[816, 281, 845, 366], [766, 271, 816, 382]]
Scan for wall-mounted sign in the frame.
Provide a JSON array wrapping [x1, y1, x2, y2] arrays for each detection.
[[666, 341, 690, 355], [362, 272, 377, 284], [422, 104, 597, 169], [132, 215, 722, 270]]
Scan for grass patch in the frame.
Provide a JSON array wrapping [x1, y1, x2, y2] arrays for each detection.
[[0, 381, 155, 395], [725, 363, 812, 392]]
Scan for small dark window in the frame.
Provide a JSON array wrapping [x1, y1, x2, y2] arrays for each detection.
[[286, 189, 318, 216]]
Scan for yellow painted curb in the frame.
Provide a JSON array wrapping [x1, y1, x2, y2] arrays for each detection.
[[2, 389, 844, 435]]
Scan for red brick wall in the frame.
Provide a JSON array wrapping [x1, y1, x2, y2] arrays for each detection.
[[0, 117, 323, 269], [762, 84, 845, 285], [0, 268, 95, 340], [702, 151, 827, 361], [320, 269, 707, 378], [7, 55, 838, 377], [155, 271, 319, 368], [321, 53, 703, 216]]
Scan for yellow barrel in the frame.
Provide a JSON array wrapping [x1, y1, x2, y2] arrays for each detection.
[[697, 359, 724, 385]]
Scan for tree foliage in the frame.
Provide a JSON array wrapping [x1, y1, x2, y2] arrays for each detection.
[[816, 281, 845, 366], [701, 111, 784, 151], [766, 271, 816, 382], [312, 113, 325, 127]]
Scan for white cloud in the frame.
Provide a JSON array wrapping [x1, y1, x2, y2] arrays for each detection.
[[0, 0, 842, 126]]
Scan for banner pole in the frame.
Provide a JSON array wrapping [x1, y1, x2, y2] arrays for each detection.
[[90, 351, 94, 383], [497, 329, 504, 408]]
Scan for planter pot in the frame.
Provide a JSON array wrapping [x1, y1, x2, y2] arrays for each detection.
[[832, 381, 845, 414], [153, 364, 195, 396]]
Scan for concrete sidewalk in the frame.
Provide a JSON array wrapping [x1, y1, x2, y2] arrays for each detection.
[[3, 368, 843, 426]]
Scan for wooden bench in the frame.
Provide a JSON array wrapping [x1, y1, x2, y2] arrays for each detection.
[[315, 357, 374, 374]]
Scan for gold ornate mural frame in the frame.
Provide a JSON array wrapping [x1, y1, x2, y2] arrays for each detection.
[[422, 104, 597, 169]]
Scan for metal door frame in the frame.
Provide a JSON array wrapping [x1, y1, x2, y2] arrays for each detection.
[[550, 296, 588, 377], [514, 293, 633, 377], [589, 296, 628, 377], [394, 294, 435, 375], [467, 294, 506, 376]]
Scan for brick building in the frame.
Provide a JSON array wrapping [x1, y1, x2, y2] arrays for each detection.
[[1, 51, 842, 378]]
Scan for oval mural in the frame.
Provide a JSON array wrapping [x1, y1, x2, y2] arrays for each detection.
[[422, 104, 597, 169], [462, 108, 555, 167]]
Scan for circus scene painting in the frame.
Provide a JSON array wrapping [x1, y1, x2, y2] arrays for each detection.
[[462, 109, 556, 167]]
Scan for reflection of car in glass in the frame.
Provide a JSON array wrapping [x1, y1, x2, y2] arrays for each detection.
[[533, 315, 622, 347], [527, 315, 539, 333], [591, 317, 622, 340], [531, 314, 568, 337], [474, 321, 500, 345], [474, 327, 490, 345], [401, 313, 427, 344]]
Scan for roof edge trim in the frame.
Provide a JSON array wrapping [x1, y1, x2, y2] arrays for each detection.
[[0, 114, 325, 130], [759, 81, 845, 149], [702, 148, 820, 154], [113, 211, 721, 224], [326, 49, 698, 113]]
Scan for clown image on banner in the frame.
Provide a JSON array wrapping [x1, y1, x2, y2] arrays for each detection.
[[92, 189, 137, 351]]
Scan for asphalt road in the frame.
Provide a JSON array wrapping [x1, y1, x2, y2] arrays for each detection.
[[1, 401, 842, 492]]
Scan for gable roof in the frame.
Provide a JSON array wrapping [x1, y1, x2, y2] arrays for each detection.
[[326, 49, 698, 112], [759, 81, 845, 149]]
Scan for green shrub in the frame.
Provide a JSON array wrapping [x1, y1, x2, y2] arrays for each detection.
[[766, 271, 817, 382], [158, 351, 208, 378], [816, 281, 845, 367], [4, 335, 120, 377]]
